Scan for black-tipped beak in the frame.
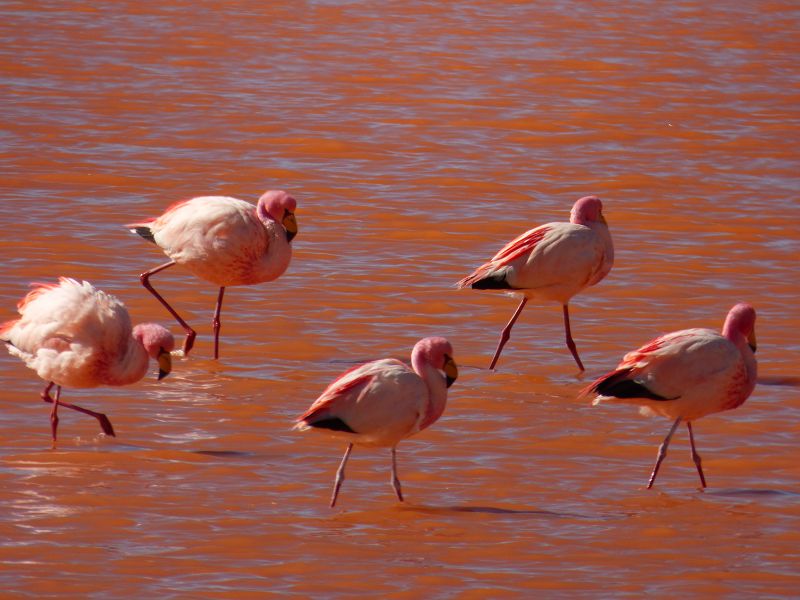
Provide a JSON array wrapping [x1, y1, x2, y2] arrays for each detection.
[[283, 211, 298, 242], [748, 329, 757, 353], [444, 355, 458, 388], [157, 348, 172, 380]]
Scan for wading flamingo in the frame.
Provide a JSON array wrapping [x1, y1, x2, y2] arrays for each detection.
[[295, 337, 458, 507], [127, 190, 298, 359], [584, 303, 757, 489], [0, 278, 174, 444], [457, 196, 613, 371]]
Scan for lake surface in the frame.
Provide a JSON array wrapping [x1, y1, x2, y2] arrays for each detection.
[[1, 1, 799, 597]]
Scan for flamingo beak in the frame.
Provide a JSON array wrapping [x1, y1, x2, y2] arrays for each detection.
[[443, 355, 458, 388], [283, 211, 298, 242], [748, 328, 757, 353], [157, 348, 172, 380]]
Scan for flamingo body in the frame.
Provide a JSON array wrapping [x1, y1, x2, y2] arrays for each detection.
[[127, 190, 298, 357], [1, 278, 174, 442], [130, 194, 294, 287], [295, 336, 458, 506], [458, 196, 613, 370], [585, 303, 757, 488]]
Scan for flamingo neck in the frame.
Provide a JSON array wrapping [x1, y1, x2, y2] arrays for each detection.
[[412, 352, 448, 431], [102, 340, 149, 386], [256, 197, 274, 224]]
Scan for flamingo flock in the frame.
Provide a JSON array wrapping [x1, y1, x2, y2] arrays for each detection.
[[1, 191, 763, 504]]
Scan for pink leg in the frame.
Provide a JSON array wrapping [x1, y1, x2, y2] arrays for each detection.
[[47, 383, 60, 445], [390, 447, 404, 502], [41, 383, 116, 438], [562, 304, 585, 371], [647, 416, 682, 489], [140, 260, 196, 356], [330, 443, 354, 508], [686, 421, 707, 488], [212, 286, 225, 360], [489, 297, 528, 370]]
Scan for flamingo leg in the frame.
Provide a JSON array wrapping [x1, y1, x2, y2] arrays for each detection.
[[140, 260, 196, 356], [489, 297, 528, 370], [330, 443, 354, 508], [686, 421, 707, 488], [212, 286, 225, 360], [562, 303, 585, 371], [48, 384, 60, 446], [390, 447, 404, 502], [41, 386, 116, 438], [647, 416, 682, 489]]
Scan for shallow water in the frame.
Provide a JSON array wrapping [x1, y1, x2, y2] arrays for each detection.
[[1, 1, 799, 597]]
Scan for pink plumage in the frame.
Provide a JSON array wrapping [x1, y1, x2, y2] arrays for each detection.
[[584, 303, 758, 488], [127, 190, 299, 358], [1, 278, 175, 444], [458, 196, 613, 371], [295, 337, 459, 507]]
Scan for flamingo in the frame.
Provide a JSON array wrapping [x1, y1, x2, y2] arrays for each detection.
[[583, 303, 757, 489], [0, 278, 174, 444], [457, 196, 613, 371], [127, 190, 298, 359], [294, 337, 459, 507]]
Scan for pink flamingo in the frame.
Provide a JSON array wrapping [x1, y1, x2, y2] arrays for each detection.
[[584, 303, 757, 489], [127, 190, 298, 359], [0, 278, 174, 444], [295, 337, 459, 507], [457, 196, 613, 371]]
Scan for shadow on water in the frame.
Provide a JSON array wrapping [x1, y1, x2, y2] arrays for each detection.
[[192, 450, 255, 458], [705, 488, 800, 499], [757, 375, 800, 387], [399, 502, 625, 521]]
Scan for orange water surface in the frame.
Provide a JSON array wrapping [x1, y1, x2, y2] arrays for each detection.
[[1, 1, 799, 597]]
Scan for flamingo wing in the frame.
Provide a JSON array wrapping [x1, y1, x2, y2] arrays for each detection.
[[457, 225, 551, 288], [297, 359, 425, 445]]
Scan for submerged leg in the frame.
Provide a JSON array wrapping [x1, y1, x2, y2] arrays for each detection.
[[647, 416, 682, 489], [686, 421, 707, 489], [390, 447, 404, 502], [212, 286, 225, 360], [489, 297, 528, 370], [41, 385, 116, 438], [330, 443, 354, 508], [140, 260, 196, 356], [562, 303, 585, 371]]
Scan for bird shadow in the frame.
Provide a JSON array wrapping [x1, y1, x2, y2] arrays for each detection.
[[704, 487, 800, 499], [397, 502, 622, 521], [757, 375, 800, 387]]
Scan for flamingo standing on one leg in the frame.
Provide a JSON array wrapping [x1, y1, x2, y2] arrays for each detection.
[[127, 190, 298, 359], [583, 303, 757, 489], [457, 196, 613, 371], [0, 278, 174, 445], [294, 337, 459, 507]]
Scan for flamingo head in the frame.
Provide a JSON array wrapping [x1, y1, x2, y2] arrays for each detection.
[[133, 323, 175, 380], [723, 303, 757, 353], [413, 336, 459, 388], [257, 190, 298, 242], [570, 196, 606, 227]]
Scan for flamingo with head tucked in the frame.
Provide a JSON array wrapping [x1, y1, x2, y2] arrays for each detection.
[[1, 278, 174, 444], [127, 190, 298, 359], [457, 196, 613, 371], [295, 336, 459, 507], [584, 303, 757, 489]]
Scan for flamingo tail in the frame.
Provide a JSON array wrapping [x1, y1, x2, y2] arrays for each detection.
[[590, 367, 673, 401], [128, 225, 156, 244]]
